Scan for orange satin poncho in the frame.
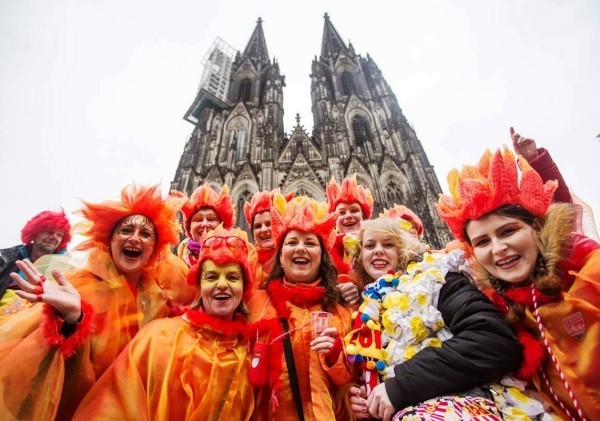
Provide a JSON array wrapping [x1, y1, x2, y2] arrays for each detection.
[[0, 248, 195, 420], [247, 279, 355, 421], [73, 310, 254, 421], [530, 249, 600, 419]]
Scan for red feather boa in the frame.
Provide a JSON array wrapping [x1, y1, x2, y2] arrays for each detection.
[[184, 308, 247, 336], [41, 300, 96, 358], [487, 285, 557, 381]]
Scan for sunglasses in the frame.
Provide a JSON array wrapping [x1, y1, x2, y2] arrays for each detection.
[[202, 236, 248, 252]]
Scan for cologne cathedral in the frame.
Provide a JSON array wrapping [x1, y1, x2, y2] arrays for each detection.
[[171, 15, 452, 248]]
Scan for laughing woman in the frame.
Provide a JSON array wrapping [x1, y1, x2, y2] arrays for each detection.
[[246, 195, 355, 421], [0, 184, 194, 420], [436, 148, 600, 420], [73, 226, 257, 420]]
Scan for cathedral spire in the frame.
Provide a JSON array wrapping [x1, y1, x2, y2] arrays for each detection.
[[242, 17, 270, 65], [320, 13, 350, 59]]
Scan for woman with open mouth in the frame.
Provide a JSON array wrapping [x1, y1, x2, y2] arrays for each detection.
[[437, 147, 600, 420], [246, 194, 355, 420], [0, 183, 195, 420], [346, 217, 521, 421], [73, 226, 257, 420], [172, 182, 235, 268]]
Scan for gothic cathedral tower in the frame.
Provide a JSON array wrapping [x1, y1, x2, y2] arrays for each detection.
[[172, 16, 452, 247]]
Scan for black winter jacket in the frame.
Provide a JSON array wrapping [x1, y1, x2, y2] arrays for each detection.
[[0, 245, 27, 300], [385, 271, 522, 410]]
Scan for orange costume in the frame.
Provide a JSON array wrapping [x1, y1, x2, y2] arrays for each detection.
[[247, 196, 355, 420], [74, 226, 258, 420], [73, 309, 253, 420], [0, 184, 195, 420], [326, 175, 374, 275], [436, 148, 600, 420]]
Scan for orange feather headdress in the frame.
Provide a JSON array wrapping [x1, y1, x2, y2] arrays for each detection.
[[186, 225, 258, 294], [270, 193, 337, 251], [243, 189, 294, 227], [75, 183, 184, 269], [380, 204, 424, 238], [326, 174, 374, 219], [173, 183, 235, 237], [435, 147, 557, 241]]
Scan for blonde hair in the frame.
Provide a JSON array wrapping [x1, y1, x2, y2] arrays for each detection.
[[352, 218, 425, 288]]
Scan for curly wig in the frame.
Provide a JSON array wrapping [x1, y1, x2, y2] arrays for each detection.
[[21, 209, 72, 251]]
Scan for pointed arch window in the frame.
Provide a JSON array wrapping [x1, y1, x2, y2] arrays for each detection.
[[238, 78, 252, 102], [341, 71, 355, 96], [352, 115, 369, 152], [236, 190, 253, 235]]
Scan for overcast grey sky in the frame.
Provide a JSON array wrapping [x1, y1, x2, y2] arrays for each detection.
[[1, 0, 598, 246]]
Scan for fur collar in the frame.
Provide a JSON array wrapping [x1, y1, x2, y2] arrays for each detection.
[[474, 203, 577, 380]]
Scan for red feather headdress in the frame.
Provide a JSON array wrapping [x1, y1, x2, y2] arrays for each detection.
[[326, 174, 374, 219], [270, 193, 337, 251], [380, 204, 424, 238], [173, 183, 235, 237], [436, 147, 557, 241], [243, 188, 294, 227], [186, 225, 258, 294]]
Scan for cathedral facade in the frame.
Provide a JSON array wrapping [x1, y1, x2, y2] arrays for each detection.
[[171, 15, 452, 248]]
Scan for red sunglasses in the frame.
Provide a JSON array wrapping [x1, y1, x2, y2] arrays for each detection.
[[202, 236, 248, 251]]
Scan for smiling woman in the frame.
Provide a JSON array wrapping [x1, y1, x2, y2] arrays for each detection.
[[0, 183, 196, 421], [73, 226, 257, 420], [436, 147, 600, 420], [246, 195, 355, 420]]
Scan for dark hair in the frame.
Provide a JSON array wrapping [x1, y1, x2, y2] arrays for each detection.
[[463, 204, 540, 245], [464, 204, 552, 338], [267, 233, 343, 310]]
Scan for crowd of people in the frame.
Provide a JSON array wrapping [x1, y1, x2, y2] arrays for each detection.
[[0, 128, 597, 420]]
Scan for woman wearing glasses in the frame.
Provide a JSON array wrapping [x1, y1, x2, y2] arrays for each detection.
[[73, 226, 257, 420], [246, 194, 355, 421], [0, 184, 194, 420]]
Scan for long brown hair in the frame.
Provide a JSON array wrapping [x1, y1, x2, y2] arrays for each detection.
[[464, 204, 569, 335], [267, 233, 343, 310]]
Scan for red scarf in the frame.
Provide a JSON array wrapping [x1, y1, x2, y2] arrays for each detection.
[[488, 285, 557, 380]]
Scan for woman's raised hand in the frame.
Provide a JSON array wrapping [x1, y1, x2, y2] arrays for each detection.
[[11, 259, 82, 323], [510, 126, 539, 162]]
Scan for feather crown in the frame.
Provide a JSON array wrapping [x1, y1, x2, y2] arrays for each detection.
[[173, 182, 235, 237], [243, 188, 294, 227], [380, 204, 424, 238], [187, 225, 257, 293], [435, 147, 557, 241], [75, 183, 184, 270], [326, 174, 374, 219], [270, 193, 337, 251]]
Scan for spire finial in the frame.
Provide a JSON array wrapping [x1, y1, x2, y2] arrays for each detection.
[[257, 17, 263, 24], [324, 12, 329, 20], [295, 113, 301, 126]]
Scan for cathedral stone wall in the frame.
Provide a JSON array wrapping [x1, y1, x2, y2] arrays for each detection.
[[172, 16, 452, 248]]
